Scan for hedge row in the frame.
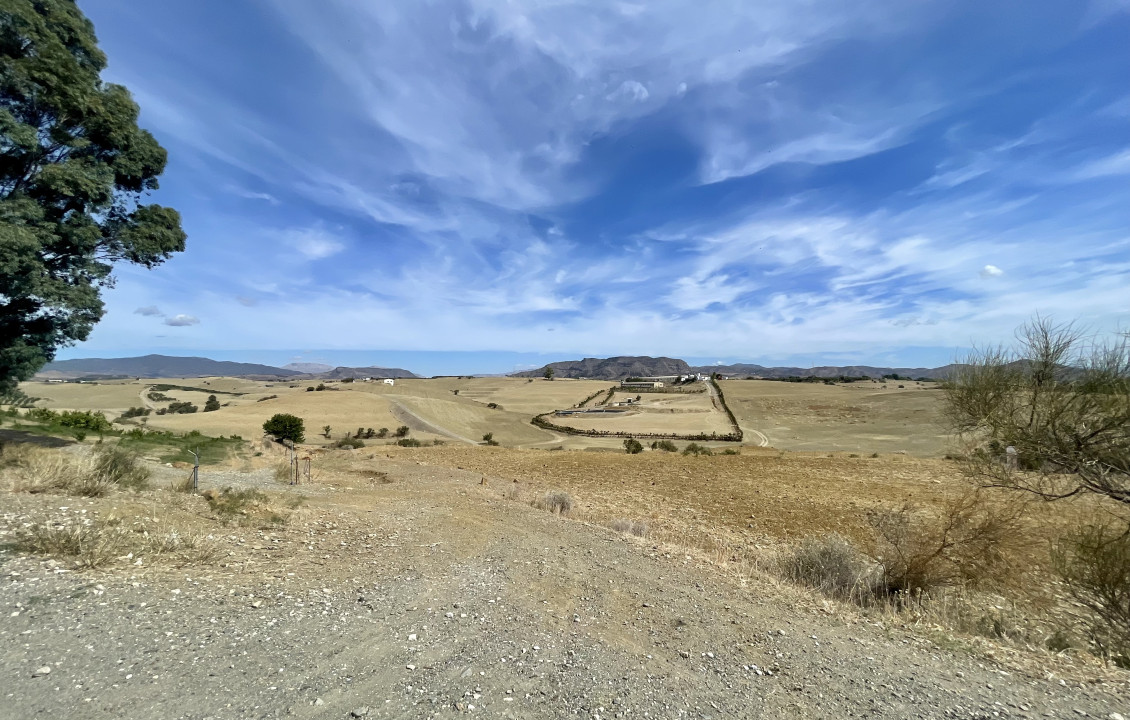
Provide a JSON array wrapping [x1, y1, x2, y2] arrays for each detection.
[[531, 412, 742, 442], [710, 377, 743, 438]]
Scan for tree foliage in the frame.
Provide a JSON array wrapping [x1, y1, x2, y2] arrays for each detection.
[[943, 317, 1130, 510], [1, 1, 186, 390], [263, 413, 304, 444]]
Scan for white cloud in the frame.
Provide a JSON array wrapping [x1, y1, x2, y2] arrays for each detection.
[[607, 80, 649, 103], [164, 315, 200, 327], [134, 306, 163, 317], [980, 265, 1004, 278], [285, 228, 346, 259], [1071, 148, 1130, 180]]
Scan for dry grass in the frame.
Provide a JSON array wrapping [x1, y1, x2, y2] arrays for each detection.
[[3, 444, 151, 497], [609, 518, 650, 537], [169, 473, 195, 493], [12, 517, 220, 569]]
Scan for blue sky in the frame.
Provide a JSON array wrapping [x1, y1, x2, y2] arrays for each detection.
[[63, 0, 1130, 374]]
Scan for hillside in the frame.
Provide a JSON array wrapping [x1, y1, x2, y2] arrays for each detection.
[[694, 363, 960, 380], [313, 366, 419, 379], [511, 356, 692, 380], [36, 354, 301, 379]]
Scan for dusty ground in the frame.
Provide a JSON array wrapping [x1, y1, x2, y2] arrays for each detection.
[[2, 443, 1127, 720]]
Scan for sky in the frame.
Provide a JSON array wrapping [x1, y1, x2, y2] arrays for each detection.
[[62, 0, 1130, 375]]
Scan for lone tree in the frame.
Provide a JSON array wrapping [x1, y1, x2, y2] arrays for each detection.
[[263, 413, 305, 444], [544, 366, 555, 381], [943, 317, 1129, 510], [0, 1, 186, 391], [203, 395, 220, 412]]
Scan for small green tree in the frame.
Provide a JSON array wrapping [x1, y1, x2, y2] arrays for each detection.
[[544, 366, 555, 380], [203, 395, 220, 412], [623, 437, 643, 454], [263, 413, 304, 443], [482, 432, 499, 446], [376, 427, 389, 438], [394, 425, 410, 438], [322, 424, 332, 439]]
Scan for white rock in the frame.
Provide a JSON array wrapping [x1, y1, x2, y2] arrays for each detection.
[[408, 633, 417, 641], [33, 666, 51, 677]]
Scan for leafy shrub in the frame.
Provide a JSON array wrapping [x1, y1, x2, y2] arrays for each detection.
[[203, 395, 220, 412], [534, 490, 574, 516], [166, 401, 197, 414], [396, 438, 424, 447], [623, 437, 643, 454], [257, 395, 278, 402], [263, 413, 305, 443], [376, 428, 389, 438], [394, 425, 410, 438], [486, 402, 501, 409], [721, 448, 740, 455], [120, 406, 150, 419], [1053, 523, 1130, 665], [333, 436, 365, 449], [148, 391, 173, 402], [58, 410, 112, 432], [682, 443, 713, 456], [650, 440, 678, 452], [482, 432, 499, 446]]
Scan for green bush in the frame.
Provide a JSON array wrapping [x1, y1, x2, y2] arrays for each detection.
[[203, 395, 220, 412], [263, 413, 305, 443], [623, 437, 643, 454], [396, 438, 424, 447], [333, 436, 365, 449], [394, 425, 410, 438], [376, 428, 389, 438], [120, 407, 150, 419], [650, 440, 678, 452], [58, 410, 112, 432], [482, 432, 500, 446], [682, 443, 713, 456], [166, 401, 197, 414]]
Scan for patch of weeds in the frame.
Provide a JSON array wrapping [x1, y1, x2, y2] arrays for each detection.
[[532, 490, 574, 516], [169, 474, 195, 494], [650, 440, 678, 452], [609, 518, 649, 537], [720, 448, 740, 456], [396, 438, 424, 447], [333, 436, 365, 449], [203, 487, 269, 521], [1045, 629, 1073, 653]]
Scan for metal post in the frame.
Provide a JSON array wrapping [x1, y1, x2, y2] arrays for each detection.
[[189, 449, 199, 494]]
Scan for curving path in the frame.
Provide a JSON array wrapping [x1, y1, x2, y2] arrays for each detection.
[[386, 396, 480, 446]]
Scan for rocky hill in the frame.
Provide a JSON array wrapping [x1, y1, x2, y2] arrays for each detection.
[[511, 356, 692, 380], [312, 366, 419, 380], [36, 354, 302, 379]]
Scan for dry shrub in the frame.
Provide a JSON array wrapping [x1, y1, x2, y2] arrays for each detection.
[[1052, 523, 1130, 666], [533, 490, 574, 516], [203, 487, 269, 520], [779, 534, 877, 601], [273, 461, 293, 483], [91, 444, 150, 490], [501, 484, 522, 502], [868, 489, 1027, 597], [610, 518, 650, 538]]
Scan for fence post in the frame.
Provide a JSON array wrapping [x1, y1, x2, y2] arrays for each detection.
[[189, 449, 199, 494]]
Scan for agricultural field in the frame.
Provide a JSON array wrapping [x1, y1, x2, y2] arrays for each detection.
[[16, 376, 951, 455], [721, 379, 949, 456]]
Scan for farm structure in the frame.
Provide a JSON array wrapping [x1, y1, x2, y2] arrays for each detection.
[[621, 380, 665, 389]]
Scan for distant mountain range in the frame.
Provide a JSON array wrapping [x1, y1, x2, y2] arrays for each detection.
[[35, 355, 418, 380], [690, 363, 958, 380], [511, 356, 956, 381], [33, 353, 952, 382]]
